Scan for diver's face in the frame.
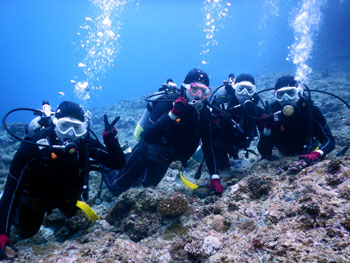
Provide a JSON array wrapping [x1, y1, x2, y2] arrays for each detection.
[[233, 81, 256, 103]]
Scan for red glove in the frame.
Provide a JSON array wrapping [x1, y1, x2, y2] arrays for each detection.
[[261, 114, 274, 129], [170, 97, 187, 118], [209, 176, 223, 195], [0, 234, 17, 259], [299, 151, 321, 166]]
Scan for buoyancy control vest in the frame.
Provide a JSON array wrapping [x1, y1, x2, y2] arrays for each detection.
[[134, 81, 179, 140]]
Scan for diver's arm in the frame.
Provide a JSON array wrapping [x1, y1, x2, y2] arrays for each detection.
[[200, 111, 223, 194], [0, 143, 38, 235], [312, 106, 335, 156], [89, 137, 125, 170], [200, 112, 219, 176], [142, 101, 175, 144], [255, 106, 265, 134], [241, 106, 265, 149], [257, 105, 276, 158], [240, 124, 255, 149], [219, 109, 253, 150], [236, 109, 258, 149], [257, 131, 274, 157]]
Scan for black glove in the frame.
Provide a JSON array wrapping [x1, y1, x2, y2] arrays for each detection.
[[103, 114, 120, 142]]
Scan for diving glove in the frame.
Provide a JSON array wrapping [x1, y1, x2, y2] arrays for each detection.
[[209, 174, 223, 195], [0, 234, 18, 260], [103, 114, 120, 142], [169, 97, 187, 119], [299, 150, 322, 166]]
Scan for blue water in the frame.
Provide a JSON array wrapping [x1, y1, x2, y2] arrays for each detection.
[[0, 0, 349, 123]]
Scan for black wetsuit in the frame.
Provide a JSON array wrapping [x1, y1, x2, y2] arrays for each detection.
[[0, 129, 125, 238], [104, 93, 218, 196], [211, 88, 263, 170], [258, 98, 335, 156]]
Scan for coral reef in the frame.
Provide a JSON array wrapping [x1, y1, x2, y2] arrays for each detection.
[[246, 174, 272, 199]]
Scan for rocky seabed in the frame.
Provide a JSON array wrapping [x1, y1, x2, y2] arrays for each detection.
[[1, 60, 350, 262]]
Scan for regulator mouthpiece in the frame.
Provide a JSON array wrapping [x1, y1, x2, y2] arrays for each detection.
[[189, 100, 204, 111], [62, 139, 77, 155]]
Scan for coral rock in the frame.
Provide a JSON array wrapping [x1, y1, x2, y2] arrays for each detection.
[[247, 174, 272, 199], [184, 239, 204, 259], [287, 160, 307, 174], [202, 236, 221, 256], [159, 192, 188, 216], [212, 215, 225, 232]]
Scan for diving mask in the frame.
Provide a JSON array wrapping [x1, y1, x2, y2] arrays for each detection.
[[183, 82, 211, 99], [275, 86, 302, 103], [54, 117, 88, 141], [234, 81, 256, 97]]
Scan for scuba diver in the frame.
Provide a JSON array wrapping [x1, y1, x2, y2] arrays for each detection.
[[103, 68, 223, 197], [258, 75, 335, 165], [211, 73, 264, 170], [0, 101, 125, 259]]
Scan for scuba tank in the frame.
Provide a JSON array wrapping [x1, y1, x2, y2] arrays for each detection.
[[3, 100, 81, 155], [134, 79, 179, 141], [3, 100, 55, 148], [208, 73, 235, 104], [25, 100, 54, 137], [25, 101, 78, 155]]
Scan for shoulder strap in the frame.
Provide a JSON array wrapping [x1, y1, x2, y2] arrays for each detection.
[[29, 127, 52, 142]]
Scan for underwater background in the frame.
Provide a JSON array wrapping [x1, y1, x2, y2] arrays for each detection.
[[1, 1, 350, 262], [0, 0, 349, 122]]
